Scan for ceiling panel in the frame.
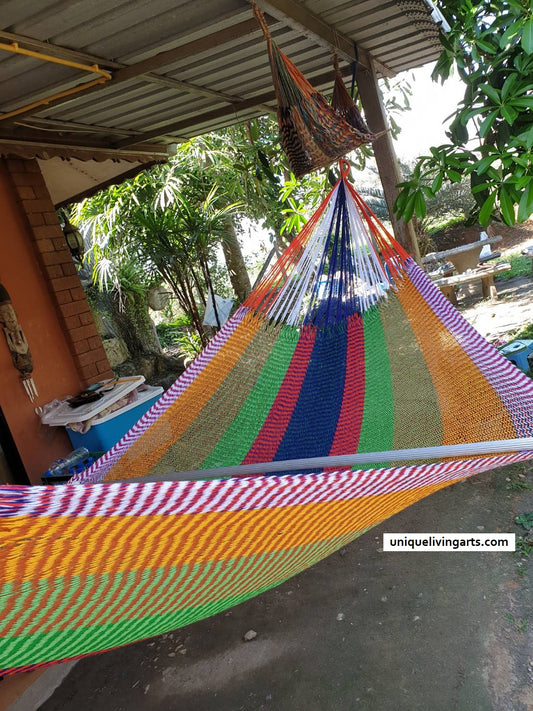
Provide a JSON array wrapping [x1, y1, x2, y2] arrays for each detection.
[[0, 0, 444, 162]]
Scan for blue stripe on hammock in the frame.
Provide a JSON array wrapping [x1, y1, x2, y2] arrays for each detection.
[[273, 324, 347, 463], [304, 181, 361, 327]]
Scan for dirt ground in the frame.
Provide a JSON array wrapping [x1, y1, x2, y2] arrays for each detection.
[[442, 220, 533, 344]]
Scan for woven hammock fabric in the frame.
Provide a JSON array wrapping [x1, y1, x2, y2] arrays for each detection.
[[254, 4, 376, 177], [2, 165, 533, 676]]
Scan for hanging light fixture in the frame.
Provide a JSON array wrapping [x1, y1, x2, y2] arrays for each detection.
[[61, 211, 85, 261]]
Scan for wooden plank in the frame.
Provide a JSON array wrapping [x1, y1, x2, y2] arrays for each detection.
[[10, 117, 143, 138], [432, 263, 512, 305], [431, 263, 512, 288]]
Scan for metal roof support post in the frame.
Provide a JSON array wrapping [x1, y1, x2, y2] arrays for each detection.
[[355, 58, 421, 264]]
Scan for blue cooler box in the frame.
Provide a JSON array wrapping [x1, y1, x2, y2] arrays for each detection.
[[66, 385, 163, 452], [499, 339, 533, 372]]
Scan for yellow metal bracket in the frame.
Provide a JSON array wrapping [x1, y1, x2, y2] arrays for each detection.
[[0, 41, 112, 122]]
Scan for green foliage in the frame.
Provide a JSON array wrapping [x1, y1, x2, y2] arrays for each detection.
[[155, 316, 193, 349], [515, 512, 533, 530], [395, 0, 533, 227], [175, 330, 203, 365], [515, 539, 533, 558], [155, 319, 202, 364], [494, 253, 532, 280], [506, 473, 532, 491], [73, 143, 245, 343], [426, 215, 466, 235], [507, 613, 529, 631], [514, 322, 533, 340]]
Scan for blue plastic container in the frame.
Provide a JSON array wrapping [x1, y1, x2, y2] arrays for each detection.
[[499, 339, 533, 372], [66, 386, 163, 452]]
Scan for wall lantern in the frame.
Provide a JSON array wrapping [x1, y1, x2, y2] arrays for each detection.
[[61, 211, 85, 261]]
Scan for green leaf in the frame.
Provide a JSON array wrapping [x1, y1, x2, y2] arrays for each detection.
[[517, 125, 533, 149], [501, 104, 519, 124], [477, 155, 497, 173], [449, 115, 469, 144], [471, 182, 495, 195], [510, 96, 533, 108], [479, 83, 501, 104], [414, 191, 427, 219], [501, 73, 519, 101], [515, 512, 533, 530], [446, 169, 462, 183], [462, 107, 485, 122], [431, 49, 453, 82], [500, 19, 522, 48], [499, 186, 516, 225], [394, 188, 409, 213], [496, 120, 512, 150], [249, 120, 260, 143], [508, 0, 527, 12], [522, 19, 533, 54], [431, 173, 443, 193], [479, 110, 499, 138], [403, 192, 417, 222], [476, 38, 497, 54], [479, 191, 496, 225], [518, 180, 533, 221], [515, 175, 531, 189]]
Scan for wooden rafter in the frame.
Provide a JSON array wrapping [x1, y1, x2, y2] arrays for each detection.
[[113, 57, 353, 149], [249, 0, 395, 78], [0, 19, 263, 125], [0, 136, 169, 160]]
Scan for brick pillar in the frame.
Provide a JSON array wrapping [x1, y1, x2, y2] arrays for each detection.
[[4, 157, 114, 384]]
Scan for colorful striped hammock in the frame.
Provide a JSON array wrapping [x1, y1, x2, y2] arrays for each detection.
[[2, 163, 533, 677], [253, 3, 376, 178]]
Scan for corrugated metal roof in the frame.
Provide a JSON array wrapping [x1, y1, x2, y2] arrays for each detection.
[[0, 0, 445, 161]]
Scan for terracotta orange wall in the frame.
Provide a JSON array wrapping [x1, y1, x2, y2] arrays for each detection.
[[0, 162, 83, 484]]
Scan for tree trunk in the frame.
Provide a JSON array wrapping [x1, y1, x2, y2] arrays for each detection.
[[108, 291, 162, 359], [221, 216, 252, 303]]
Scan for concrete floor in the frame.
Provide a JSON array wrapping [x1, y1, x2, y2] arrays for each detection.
[[35, 463, 533, 711]]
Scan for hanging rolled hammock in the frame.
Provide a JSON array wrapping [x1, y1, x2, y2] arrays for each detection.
[[2, 162, 533, 676], [253, 3, 377, 177]]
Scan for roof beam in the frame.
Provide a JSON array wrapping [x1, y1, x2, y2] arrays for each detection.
[[112, 18, 260, 82], [0, 30, 121, 70], [250, 0, 395, 77], [114, 95, 276, 148], [142, 73, 241, 102], [114, 61, 352, 148], [0, 136, 169, 159], [10, 116, 153, 139], [0, 19, 262, 124]]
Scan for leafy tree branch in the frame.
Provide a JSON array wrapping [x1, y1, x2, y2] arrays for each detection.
[[394, 0, 533, 227]]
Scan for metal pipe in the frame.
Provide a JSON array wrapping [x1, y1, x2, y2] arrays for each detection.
[[138, 438, 533, 483], [0, 41, 111, 122], [0, 41, 111, 78]]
